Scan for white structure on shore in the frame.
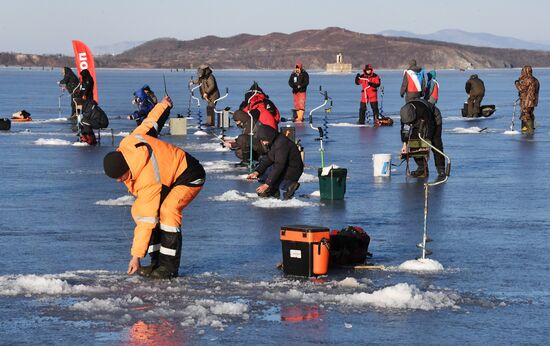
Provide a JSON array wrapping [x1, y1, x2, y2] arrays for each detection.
[[326, 53, 352, 73]]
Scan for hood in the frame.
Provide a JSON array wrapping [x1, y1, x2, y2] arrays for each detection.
[[470, 74, 478, 80], [197, 64, 211, 78], [408, 59, 417, 69], [255, 124, 278, 144], [63, 67, 73, 75], [427, 70, 436, 80], [133, 88, 147, 101], [520, 65, 533, 78], [80, 69, 91, 79], [400, 103, 417, 124], [363, 64, 374, 72], [295, 62, 303, 71], [232, 110, 250, 124], [245, 82, 266, 104], [142, 84, 151, 92]]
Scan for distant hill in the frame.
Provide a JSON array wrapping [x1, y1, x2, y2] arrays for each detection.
[[3, 27, 550, 69], [379, 29, 550, 51]]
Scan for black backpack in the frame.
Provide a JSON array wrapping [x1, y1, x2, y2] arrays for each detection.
[[329, 226, 371, 266]]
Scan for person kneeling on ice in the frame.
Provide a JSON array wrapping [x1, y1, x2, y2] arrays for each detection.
[[246, 124, 303, 199], [77, 99, 109, 145], [223, 110, 263, 167], [399, 99, 445, 180], [103, 96, 205, 279]]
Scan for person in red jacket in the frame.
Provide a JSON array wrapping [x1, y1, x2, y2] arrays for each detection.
[[355, 64, 381, 125], [239, 82, 280, 129]]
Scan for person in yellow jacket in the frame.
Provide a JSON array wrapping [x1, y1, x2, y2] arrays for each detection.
[[103, 96, 205, 279]]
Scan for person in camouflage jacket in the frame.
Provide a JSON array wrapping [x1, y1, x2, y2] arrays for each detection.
[[515, 66, 540, 134]]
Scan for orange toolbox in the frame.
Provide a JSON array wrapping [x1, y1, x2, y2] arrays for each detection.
[[280, 225, 330, 277]]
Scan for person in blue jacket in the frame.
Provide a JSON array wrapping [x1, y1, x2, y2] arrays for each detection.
[[128, 87, 155, 125]]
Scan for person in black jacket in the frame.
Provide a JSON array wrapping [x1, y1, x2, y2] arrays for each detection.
[[77, 99, 109, 145], [288, 63, 309, 122], [223, 110, 262, 167], [400, 99, 445, 179], [465, 74, 485, 117], [79, 69, 94, 101], [247, 125, 304, 199], [58, 67, 80, 118]]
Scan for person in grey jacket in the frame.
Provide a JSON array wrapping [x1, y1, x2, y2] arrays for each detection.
[[192, 64, 220, 126]]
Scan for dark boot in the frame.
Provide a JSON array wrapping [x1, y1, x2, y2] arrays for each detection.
[[436, 167, 447, 182], [150, 266, 176, 280], [283, 182, 300, 200]]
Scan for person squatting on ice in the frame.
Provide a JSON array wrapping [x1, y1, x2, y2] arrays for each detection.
[[355, 64, 381, 125], [77, 99, 109, 146], [400, 59, 425, 103], [515, 66, 540, 135], [400, 99, 446, 180], [288, 63, 309, 122], [58, 67, 80, 118], [465, 74, 485, 117], [424, 70, 439, 105], [191, 64, 220, 127], [103, 96, 205, 279], [247, 124, 304, 200], [223, 110, 263, 167]]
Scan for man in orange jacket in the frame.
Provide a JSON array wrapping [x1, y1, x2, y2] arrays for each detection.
[[103, 96, 205, 279]]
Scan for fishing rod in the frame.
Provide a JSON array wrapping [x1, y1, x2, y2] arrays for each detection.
[[416, 133, 451, 260], [58, 88, 64, 117], [163, 73, 170, 98]]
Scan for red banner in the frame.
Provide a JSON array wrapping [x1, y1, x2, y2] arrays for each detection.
[[72, 40, 98, 102]]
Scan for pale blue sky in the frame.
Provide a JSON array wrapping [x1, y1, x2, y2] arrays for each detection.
[[0, 0, 546, 54]]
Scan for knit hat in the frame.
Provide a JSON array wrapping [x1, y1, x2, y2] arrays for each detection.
[[103, 151, 129, 179]]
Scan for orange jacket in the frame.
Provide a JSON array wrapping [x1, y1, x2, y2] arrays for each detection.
[[118, 103, 189, 257]]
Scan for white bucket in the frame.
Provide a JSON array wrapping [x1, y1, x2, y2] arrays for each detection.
[[372, 153, 392, 177]]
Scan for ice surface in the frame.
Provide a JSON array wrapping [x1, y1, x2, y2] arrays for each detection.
[[33, 117, 68, 123], [331, 122, 368, 127], [209, 190, 320, 208], [504, 130, 520, 135], [448, 127, 487, 134], [203, 160, 240, 173], [114, 131, 130, 137], [337, 277, 363, 288], [194, 130, 209, 136], [34, 138, 72, 146], [219, 174, 249, 181], [0, 274, 109, 296], [299, 173, 317, 183], [397, 258, 445, 272], [95, 195, 135, 206], [310, 190, 321, 197], [183, 142, 230, 152]]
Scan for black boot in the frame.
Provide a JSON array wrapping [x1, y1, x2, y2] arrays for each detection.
[[436, 168, 447, 182], [150, 265, 177, 279], [283, 182, 300, 200]]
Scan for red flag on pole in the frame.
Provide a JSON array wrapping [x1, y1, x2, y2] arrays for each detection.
[[72, 40, 98, 103]]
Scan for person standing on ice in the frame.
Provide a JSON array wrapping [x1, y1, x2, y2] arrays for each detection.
[[355, 64, 381, 125], [103, 96, 205, 279], [465, 74, 485, 117], [288, 63, 309, 122], [247, 124, 303, 199], [58, 67, 80, 119], [515, 66, 540, 134], [191, 64, 220, 127], [400, 59, 425, 103], [78, 69, 94, 101], [399, 99, 446, 180], [424, 70, 439, 105]]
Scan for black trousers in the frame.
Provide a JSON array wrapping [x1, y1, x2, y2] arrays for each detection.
[[206, 102, 216, 126], [414, 124, 445, 173], [358, 102, 379, 124], [467, 95, 483, 116]]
